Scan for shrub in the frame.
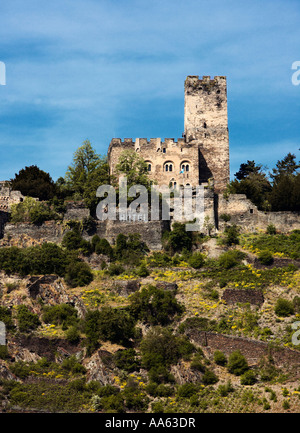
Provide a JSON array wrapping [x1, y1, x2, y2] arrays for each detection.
[[240, 370, 257, 385], [220, 213, 231, 222], [164, 222, 193, 254], [218, 381, 234, 397], [223, 225, 240, 246], [129, 285, 184, 326], [10, 197, 56, 224], [213, 350, 227, 366], [188, 252, 205, 269], [85, 307, 136, 346], [136, 263, 150, 277], [115, 233, 149, 264], [62, 230, 83, 251], [258, 250, 274, 266], [65, 326, 81, 344], [42, 304, 79, 329], [140, 327, 188, 371], [106, 263, 125, 276], [218, 249, 245, 269], [227, 350, 249, 376], [17, 305, 41, 332], [202, 370, 219, 385], [147, 252, 172, 267], [61, 356, 86, 375], [0, 306, 14, 330], [0, 345, 9, 359], [177, 383, 198, 398], [275, 298, 294, 317], [0, 244, 70, 277], [64, 261, 93, 287], [266, 224, 276, 235], [113, 349, 140, 373], [94, 238, 114, 258]]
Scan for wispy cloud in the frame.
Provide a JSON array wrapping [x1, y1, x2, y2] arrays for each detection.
[[0, 0, 299, 180]]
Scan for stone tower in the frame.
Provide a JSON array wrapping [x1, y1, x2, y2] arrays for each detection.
[[184, 75, 230, 193], [108, 75, 230, 194]]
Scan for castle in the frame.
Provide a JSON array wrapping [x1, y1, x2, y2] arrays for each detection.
[[108, 75, 230, 193], [0, 75, 299, 249]]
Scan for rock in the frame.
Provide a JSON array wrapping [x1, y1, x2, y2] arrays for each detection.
[[156, 282, 178, 292], [170, 361, 203, 385], [0, 360, 18, 381], [112, 280, 141, 297], [84, 350, 116, 385], [27, 275, 87, 318]]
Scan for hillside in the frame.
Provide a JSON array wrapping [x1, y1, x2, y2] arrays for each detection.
[[0, 227, 300, 413]]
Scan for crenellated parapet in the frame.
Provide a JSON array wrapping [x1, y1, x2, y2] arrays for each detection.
[[108, 75, 230, 193], [108, 137, 186, 150]]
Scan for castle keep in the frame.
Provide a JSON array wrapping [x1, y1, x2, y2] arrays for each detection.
[[108, 75, 230, 193]]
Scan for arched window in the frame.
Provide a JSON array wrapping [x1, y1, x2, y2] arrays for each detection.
[[180, 162, 190, 173], [145, 161, 152, 172], [164, 162, 174, 172]]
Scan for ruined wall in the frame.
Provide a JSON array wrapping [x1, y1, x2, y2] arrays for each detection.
[[93, 219, 169, 250], [63, 201, 90, 221], [184, 75, 230, 193], [187, 330, 300, 371], [218, 194, 300, 233], [222, 288, 264, 306], [2, 219, 168, 250]]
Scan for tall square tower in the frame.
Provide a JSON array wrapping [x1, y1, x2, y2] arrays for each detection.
[[184, 75, 230, 193]]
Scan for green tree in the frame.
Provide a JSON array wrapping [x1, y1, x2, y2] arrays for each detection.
[[129, 285, 184, 325], [11, 165, 56, 201], [65, 140, 110, 212], [64, 261, 93, 287], [115, 149, 151, 190], [229, 160, 271, 210], [17, 305, 41, 332], [227, 350, 249, 376], [10, 197, 57, 224], [164, 222, 192, 254]]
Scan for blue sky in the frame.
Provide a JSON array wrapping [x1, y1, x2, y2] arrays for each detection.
[[0, 0, 299, 182]]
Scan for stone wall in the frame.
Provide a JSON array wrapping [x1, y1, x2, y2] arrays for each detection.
[[1, 218, 169, 250], [63, 201, 90, 221], [218, 194, 300, 233], [222, 288, 264, 306], [108, 75, 230, 194], [1, 221, 65, 246], [108, 137, 200, 188], [187, 329, 300, 371], [92, 219, 169, 250]]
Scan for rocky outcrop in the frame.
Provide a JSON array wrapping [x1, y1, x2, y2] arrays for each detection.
[[84, 350, 116, 385], [9, 335, 82, 363], [27, 275, 87, 318], [156, 282, 178, 292], [112, 280, 141, 297], [170, 361, 203, 385]]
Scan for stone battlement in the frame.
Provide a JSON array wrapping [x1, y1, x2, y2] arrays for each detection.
[[185, 75, 226, 86], [109, 137, 186, 148]]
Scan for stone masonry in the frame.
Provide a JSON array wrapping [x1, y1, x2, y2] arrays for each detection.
[[108, 75, 230, 194]]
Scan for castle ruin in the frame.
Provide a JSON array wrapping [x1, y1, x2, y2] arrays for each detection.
[[108, 75, 230, 193]]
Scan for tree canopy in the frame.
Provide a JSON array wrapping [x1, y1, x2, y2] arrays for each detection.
[[11, 165, 56, 201], [63, 140, 110, 212]]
